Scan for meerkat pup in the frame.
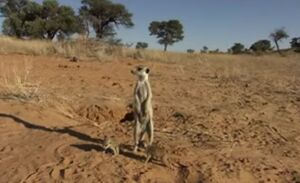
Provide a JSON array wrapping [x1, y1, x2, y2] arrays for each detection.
[[131, 66, 154, 153], [103, 136, 119, 155], [145, 143, 169, 167]]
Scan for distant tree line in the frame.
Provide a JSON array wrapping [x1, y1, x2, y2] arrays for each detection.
[[0, 1, 298, 53], [190, 28, 298, 55], [186, 28, 297, 55], [226, 28, 299, 55]]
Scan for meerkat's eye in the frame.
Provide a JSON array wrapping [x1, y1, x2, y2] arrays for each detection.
[[146, 68, 150, 74], [137, 67, 142, 71]]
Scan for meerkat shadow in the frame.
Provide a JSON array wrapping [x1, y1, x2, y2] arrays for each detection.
[[146, 159, 168, 167], [71, 143, 105, 152], [71, 142, 145, 162], [71, 138, 106, 152], [119, 144, 145, 161], [120, 111, 135, 123]]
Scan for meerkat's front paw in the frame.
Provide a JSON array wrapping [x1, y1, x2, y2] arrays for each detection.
[[133, 146, 138, 153]]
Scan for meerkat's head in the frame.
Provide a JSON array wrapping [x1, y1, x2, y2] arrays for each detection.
[[131, 66, 150, 81]]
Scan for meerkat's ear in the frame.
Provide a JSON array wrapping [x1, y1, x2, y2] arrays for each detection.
[[146, 68, 150, 74]]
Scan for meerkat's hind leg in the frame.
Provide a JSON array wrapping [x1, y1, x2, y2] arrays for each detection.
[[145, 155, 152, 164], [162, 155, 170, 167], [133, 121, 141, 153], [114, 146, 119, 155], [139, 129, 148, 148], [147, 119, 154, 146]]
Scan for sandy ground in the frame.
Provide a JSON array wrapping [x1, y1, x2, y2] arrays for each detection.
[[0, 54, 300, 183]]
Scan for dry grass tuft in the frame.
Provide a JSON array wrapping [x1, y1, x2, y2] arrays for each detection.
[[0, 60, 40, 102]]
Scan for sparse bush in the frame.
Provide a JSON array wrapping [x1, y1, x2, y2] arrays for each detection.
[[290, 37, 300, 52], [230, 43, 245, 54], [187, 49, 194, 54], [250, 40, 272, 53], [136, 42, 148, 49], [209, 49, 219, 54], [201, 46, 208, 53]]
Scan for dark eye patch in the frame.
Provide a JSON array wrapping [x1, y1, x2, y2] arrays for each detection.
[[146, 68, 150, 73], [137, 66, 143, 71]]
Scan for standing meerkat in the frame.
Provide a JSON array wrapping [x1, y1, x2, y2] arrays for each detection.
[[131, 66, 154, 153], [103, 136, 119, 155]]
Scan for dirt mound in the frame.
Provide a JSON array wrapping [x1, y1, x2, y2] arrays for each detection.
[[76, 102, 126, 124], [77, 104, 113, 122]]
